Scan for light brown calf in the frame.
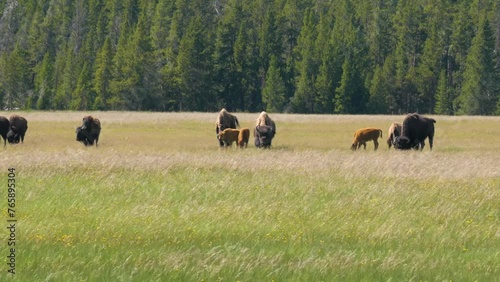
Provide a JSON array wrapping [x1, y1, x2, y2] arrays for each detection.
[[387, 122, 402, 149], [350, 128, 383, 151], [238, 128, 250, 148], [218, 128, 240, 148]]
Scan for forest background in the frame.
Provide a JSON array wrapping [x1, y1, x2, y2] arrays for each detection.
[[0, 0, 499, 115]]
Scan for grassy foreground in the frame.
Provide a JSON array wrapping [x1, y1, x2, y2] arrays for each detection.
[[1, 111, 499, 281]]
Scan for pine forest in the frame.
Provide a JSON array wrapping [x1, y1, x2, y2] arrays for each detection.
[[0, 0, 499, 115]]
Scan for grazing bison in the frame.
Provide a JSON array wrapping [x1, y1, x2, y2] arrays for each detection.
[[387, 122, 402, 149], [395, 113, 436, 151], [350, 128, 383, 151], [254, 111, 276, 148], [219, 128, 240, 148], [0, 116, 9, 146], [7, 115, 28, 144], [76, 116, 101, 147], [215, 108, 239, 147], [238, 128, 250, 148]]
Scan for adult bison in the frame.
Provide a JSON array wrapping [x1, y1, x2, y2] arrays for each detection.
[[215, 108, 239, 147], [395, 113, 436, 151], [254, 111, 276, 148], [350, 127, 383, 151], [76, 115, 101, 147], [387, 122, 402, 149], [0, 116, 9, 146], [7, 115, 28, 144]]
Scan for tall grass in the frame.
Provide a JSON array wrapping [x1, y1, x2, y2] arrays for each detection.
[[1, 111, 499, 281]]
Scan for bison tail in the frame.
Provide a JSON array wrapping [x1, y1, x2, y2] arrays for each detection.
[[431, 118, 436, 123], [234, 116, 240, 128], [379, 129, 383, 138]]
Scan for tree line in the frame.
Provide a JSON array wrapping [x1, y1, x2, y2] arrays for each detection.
[[0, 0, 499, 115]]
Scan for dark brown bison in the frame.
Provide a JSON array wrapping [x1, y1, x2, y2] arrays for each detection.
[[254, 112, 276, 148], [238, 128, 250, 148], [395, 113, 436, 151], [350, 128, 383, 151], [218, 128, 240, 148], [0, 116, 9, 146], [254, 126, 275, 148], [387, 122, 402, 149], [76, 116, 101, 147], [215, 108, 239, 147], [7, 115, 28, 144]]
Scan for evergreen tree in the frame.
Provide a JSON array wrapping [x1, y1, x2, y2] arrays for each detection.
[[0, 44, 31, 109], [262, 55, 286, 112], [34, 52, 55, 110], [434, 69, 453, 115], [291, 8, 317, 113], [457, 16, 499, 115], [93, 37, 113, 110]]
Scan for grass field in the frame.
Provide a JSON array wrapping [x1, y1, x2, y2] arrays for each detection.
[[1, 111, 499, 281]]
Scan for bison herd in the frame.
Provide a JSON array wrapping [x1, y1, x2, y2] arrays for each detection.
[[351, 113, 436, 151], [216, 109, 277, 149], [0, 115, 28, 146], [1, 111, 435, 151]]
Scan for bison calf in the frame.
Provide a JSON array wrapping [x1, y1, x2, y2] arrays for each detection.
[[7, 115, 28, 144], [351, 128, 383, 151], [387, 122, 402, 149], [238, 128, 250, 148], [219, 128, 240, 148]]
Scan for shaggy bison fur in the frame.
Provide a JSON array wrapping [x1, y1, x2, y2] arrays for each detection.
[[387, 122, 402, 149], [256, 111, 276, 133], [395, 113, 436, 151], [215, 108, 239, 147], [350, 128, 383, 151], [0, 116, 9, 146], [76, 116, 101, 147], [7, 115, 28, 144], [238, 128, 250, 148], [254, 125, 275, 148], [219, 128, 240, 148]]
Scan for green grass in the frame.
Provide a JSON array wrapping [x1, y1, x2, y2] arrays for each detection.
[[1, 111, 499, 281]]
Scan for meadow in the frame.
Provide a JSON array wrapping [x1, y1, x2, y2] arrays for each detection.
[[0, 111, 499, 281]]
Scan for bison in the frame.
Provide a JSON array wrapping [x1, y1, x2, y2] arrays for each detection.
[[395, 113, 436, 151], [76, 115, 101, 147], [7, 115, 28, 144], [0, 116, 9, 146], [219, 128, 240, 148], [238, 128, 250, 148], [387, 122, 402, 149], [215, 108, 239, 147], [254, 112, 276, 148], [350, 128, 383, 151]]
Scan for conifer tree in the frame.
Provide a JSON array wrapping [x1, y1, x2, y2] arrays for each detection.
[[262, 55, 286, 112]]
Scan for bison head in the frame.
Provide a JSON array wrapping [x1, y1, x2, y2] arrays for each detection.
[[81, 116, 94, 131], [6, 130, 20, 144], [255, 126, 275, 148], [395, 136, 412, 150], [76, 126, 93, 146]]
